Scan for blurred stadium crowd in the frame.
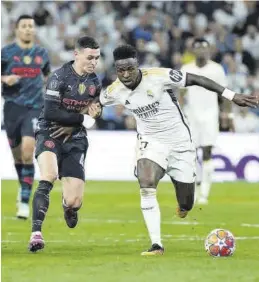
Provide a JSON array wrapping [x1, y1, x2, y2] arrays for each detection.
[[1, 1, 259, 132]]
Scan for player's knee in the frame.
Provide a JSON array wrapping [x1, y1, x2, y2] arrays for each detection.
[[21, 146, 34, 163], [138, 175, 156, 188], [40, 172, 58, 184], [63, 196, 82, 208]]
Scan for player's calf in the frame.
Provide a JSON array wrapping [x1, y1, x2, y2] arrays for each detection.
[[171, 178, 195, 218]]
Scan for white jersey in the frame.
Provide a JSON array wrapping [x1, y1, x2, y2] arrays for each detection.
[[181, 60, 227, 119], [100, 68, 193, 150]]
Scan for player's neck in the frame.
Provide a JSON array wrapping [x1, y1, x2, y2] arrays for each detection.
[[17, 38, 34, 49], [72, 62, 88, 76], [128, 70, 142, 90], [195, 58, 208, 68]]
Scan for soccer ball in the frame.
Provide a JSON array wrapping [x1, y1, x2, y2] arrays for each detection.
[[205, 229, 236, 257]]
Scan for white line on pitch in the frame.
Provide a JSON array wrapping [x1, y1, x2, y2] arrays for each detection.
[[2, 236, 259, 244], [241, 223, 259, 228]]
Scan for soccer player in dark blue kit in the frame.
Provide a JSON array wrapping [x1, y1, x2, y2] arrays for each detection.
[[1, 15, 50, 219], [28, 36, 102, 252]]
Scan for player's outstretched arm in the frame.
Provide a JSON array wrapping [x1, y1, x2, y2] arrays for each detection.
[[186, 73, 259, 108]]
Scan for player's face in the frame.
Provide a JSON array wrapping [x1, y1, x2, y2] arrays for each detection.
[[193, 42, 210, 60], [75, 48, 100, 74], [16, 19, 35, 43], [115, 58, 139, 88]]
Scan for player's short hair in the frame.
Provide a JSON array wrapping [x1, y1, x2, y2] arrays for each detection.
[[75, 36, 99, 50], [192, 38, 210, 48], [16, 15, 34, 27], [113, 44, 137, 61]]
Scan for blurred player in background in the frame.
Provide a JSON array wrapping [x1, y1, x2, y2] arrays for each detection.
[[181, 38, 232, 204], [100, 44, 259, 256], [1, 15, 50, 219], [29, 36, 101, 252]]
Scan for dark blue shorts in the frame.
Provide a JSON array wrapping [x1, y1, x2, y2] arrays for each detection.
[[3, 101, 41, 148]]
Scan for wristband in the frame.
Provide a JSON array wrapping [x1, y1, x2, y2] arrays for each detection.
[[83, 115, 96, 129], [222, 89, 235, 101]]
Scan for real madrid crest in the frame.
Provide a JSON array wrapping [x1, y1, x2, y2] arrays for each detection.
[[147, 90, 154, 98], [78, 83, 86, 95], [23, 56, 32, 64]]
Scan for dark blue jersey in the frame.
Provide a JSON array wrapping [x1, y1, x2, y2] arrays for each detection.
[[37, 61, 101, 139], [1, 43, 50, 109]]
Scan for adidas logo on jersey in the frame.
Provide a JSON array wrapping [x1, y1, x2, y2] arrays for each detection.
[[125, 100, 130, 105]]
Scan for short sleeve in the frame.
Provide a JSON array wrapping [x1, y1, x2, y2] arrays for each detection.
[[163, 68, 187, 88], [99, 88, 117, 106], [45, 72, 61, 102]]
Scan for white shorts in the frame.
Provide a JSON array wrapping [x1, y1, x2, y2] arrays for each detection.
[[188, 115, 219, 148], [135, 137, 196, 183]]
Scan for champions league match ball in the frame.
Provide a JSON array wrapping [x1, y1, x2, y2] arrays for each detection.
[[205, 229, 236, 257]]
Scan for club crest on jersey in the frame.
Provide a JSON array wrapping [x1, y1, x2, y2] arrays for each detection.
[[88, 85, 96, 96], [34, 56, 43, 64], [23, 56, 32, 64], [78, 83, 86, 95], [147, 90, 154, 98]]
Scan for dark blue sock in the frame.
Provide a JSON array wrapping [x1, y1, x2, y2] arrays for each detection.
[[20, 164, 35, 204]]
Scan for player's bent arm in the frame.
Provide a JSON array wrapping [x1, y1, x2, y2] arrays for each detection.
[[185, 73, 259, 108], [44, 99, 84, 126]]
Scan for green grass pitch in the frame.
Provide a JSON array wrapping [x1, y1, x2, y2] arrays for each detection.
[[2, 180, 259, 282]]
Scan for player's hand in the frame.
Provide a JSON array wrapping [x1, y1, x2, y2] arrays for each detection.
[[50, 126, 73, 143], [88, 102, 102, 118], [3, 75, 21, 86], [233, 94, 259, 108]]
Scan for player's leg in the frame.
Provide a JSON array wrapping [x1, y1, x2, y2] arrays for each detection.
[[197, 116, 218, 204], [61, 176, 84, 228], [198, 145, 213, 204], [3, 102, 25, 212], [137, 158, 165, 256], [60, 138, 88, 228], [167, 149, 196, 218], [171, 178, 195, 218], [29, 134, 59, 252], [17, 109, 40, 217]]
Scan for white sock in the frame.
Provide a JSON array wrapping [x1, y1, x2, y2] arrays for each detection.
[[140, 188, 162, 247], [200, 160, 214, 200]]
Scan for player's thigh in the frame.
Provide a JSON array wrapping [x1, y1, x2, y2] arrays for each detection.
[[35, 133, 60, 182], [61, 177, 85, 207], [60, 137, 88, 182], [3, 102, 23, 149], [167, 149, 196, 183], [20, 136, 35, 163], [137, 159, 165, 188], [21, 108, 40, 138]]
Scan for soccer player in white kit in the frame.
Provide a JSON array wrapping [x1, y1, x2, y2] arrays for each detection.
[[100, 45, 259, 256], [181, 38, 231, 204]]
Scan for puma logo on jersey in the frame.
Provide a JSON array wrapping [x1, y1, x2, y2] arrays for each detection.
[[125, 100, 130, 105]]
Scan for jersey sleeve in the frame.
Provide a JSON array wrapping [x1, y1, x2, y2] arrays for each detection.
[[99, 81, 120, 106], [42, 49, 51, 77], [163, 68, 187, 89], [44, 70, 84, 125], [1, 47, 8, 75], [45, 71, 62, 103]]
